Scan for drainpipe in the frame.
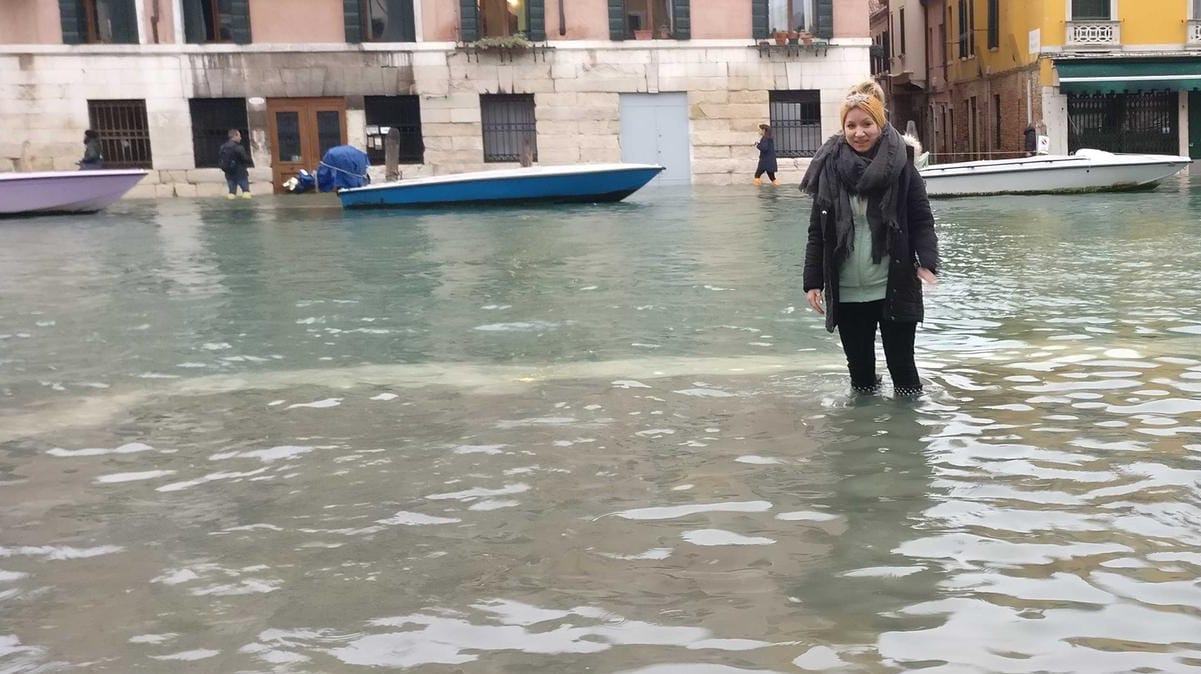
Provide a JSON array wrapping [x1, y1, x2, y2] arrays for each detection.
[[150, 0, 160, 43], [558, 0, 566, 36]]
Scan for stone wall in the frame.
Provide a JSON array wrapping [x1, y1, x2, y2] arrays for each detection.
[[0, 42, 870, 196]]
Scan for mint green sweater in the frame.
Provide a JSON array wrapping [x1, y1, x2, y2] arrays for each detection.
[[838, 196, 889, 303]]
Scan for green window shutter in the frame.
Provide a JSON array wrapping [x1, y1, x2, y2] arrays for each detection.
[[59, 0, 84, 44], [672, 0, 690, 40], [400, 0, 416, 41], [229, 0, 252, 43], [344, 0, 363, 42], [527, 0, 545, 41], [110, 0, 139, 43], [182, 0, 204, 43], [815, 0, 833, 39], [608, 0, 626, 40], [460, 0, 479, 41], [751, 0, 768, 39]]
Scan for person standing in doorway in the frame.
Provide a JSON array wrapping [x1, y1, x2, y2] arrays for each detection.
[[218, 129, 252, 199], [753, 123, 779, 186], [78, 130, 103, 170], [800, 80, 939, 395]]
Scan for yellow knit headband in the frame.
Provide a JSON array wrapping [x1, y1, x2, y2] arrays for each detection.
[[840, 93, 886, 128]]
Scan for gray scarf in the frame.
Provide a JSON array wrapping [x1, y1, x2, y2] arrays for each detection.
[[801, 124, 907, 265]]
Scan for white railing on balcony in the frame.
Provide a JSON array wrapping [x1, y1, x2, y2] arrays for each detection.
[[1066, 20, 1120, 47], [1189, 19, 1201, 45]]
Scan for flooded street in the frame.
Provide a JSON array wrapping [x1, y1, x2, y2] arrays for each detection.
[[2, 175, 1201, 673]]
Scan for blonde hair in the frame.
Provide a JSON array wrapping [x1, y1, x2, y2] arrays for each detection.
[[840, 79, 886, 129]]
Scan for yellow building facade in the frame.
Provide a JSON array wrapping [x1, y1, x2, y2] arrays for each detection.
[[906, 0, 1201, 162]]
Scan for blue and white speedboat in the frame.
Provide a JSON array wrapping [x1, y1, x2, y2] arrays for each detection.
[[337, 163, 665, 209]]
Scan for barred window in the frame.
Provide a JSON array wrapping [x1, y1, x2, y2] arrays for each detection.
[[481, 94, 537, 163], [87, 99, 152, 169], [365, 96, 425, 164], [769, 90, 821, 158], [189, 98, 251, 168]]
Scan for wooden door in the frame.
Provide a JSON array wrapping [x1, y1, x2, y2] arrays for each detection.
[[266, 97, 348, 193]]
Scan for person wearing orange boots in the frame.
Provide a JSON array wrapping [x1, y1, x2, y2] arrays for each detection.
[[752, 123, 779, 186]]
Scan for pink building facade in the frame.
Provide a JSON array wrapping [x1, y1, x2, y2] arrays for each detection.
[[0, 0, 871, 195]]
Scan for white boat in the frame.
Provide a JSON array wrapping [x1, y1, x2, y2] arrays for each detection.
[[0, 169, 148, 216], [919, 149, 1191, 197]]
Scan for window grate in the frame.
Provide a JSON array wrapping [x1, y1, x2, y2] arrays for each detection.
[[1068, 92, 1177, 155], [365, 96, 425, 164], [481, 94, 537, 163], [769, 90, 822, 158], [189, 98, 250, 168], [87, 99, 152, 169]]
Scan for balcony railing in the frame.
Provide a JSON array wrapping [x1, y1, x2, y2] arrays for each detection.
[[1066, 20, 1121, 48], [1189, 19, 1201, 46]]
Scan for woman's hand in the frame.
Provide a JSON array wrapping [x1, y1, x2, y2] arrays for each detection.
[[806, 289, 825, 315], [917, 267, 937, 286]]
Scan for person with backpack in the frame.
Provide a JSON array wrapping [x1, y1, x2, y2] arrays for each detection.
[[78, 129, 103, 170], [218, 129, 252, 199]]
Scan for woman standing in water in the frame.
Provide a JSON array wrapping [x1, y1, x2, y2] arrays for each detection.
[[800, 80, 938, 395], [753, 124, 778, 186]]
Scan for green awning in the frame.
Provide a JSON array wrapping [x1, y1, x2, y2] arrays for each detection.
[[1056, 58, 1201, 94]]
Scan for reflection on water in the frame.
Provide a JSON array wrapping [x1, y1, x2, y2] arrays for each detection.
[[2, 174, 1201, 672]]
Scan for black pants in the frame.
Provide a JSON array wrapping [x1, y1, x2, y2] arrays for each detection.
[[754, 168, 776, 181], [836, 300, 921, 391]]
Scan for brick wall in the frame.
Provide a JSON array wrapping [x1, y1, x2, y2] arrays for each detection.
[[947, 66, 1041, 162]]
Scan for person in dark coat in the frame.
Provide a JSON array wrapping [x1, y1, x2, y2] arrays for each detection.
[[753, 123, 779, 186], [78, 129, 103, 170], [800, 80, 938, 395], [218, 129, 252, 199]]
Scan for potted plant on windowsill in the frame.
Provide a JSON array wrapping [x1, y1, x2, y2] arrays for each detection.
[[788, 29, 800, 45], [772, 27, 787, 45], [471, 33, 531, 50], [634, 28, 653, 40], [657, 24, 671, 39], [800, 29, 813, 45]]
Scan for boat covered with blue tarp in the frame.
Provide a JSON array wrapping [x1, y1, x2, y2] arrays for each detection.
[[317, 145, 370, 192]]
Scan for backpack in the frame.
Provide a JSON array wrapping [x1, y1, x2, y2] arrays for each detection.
[[219, 145, 239, 173]]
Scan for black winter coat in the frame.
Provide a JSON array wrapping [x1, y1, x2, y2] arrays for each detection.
[[802, 161, 938, 332], [755, 137, 778, 173], [218, 140, 251, 177]]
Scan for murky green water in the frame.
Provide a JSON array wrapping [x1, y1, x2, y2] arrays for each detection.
[[2, 176, 1201, 673]]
